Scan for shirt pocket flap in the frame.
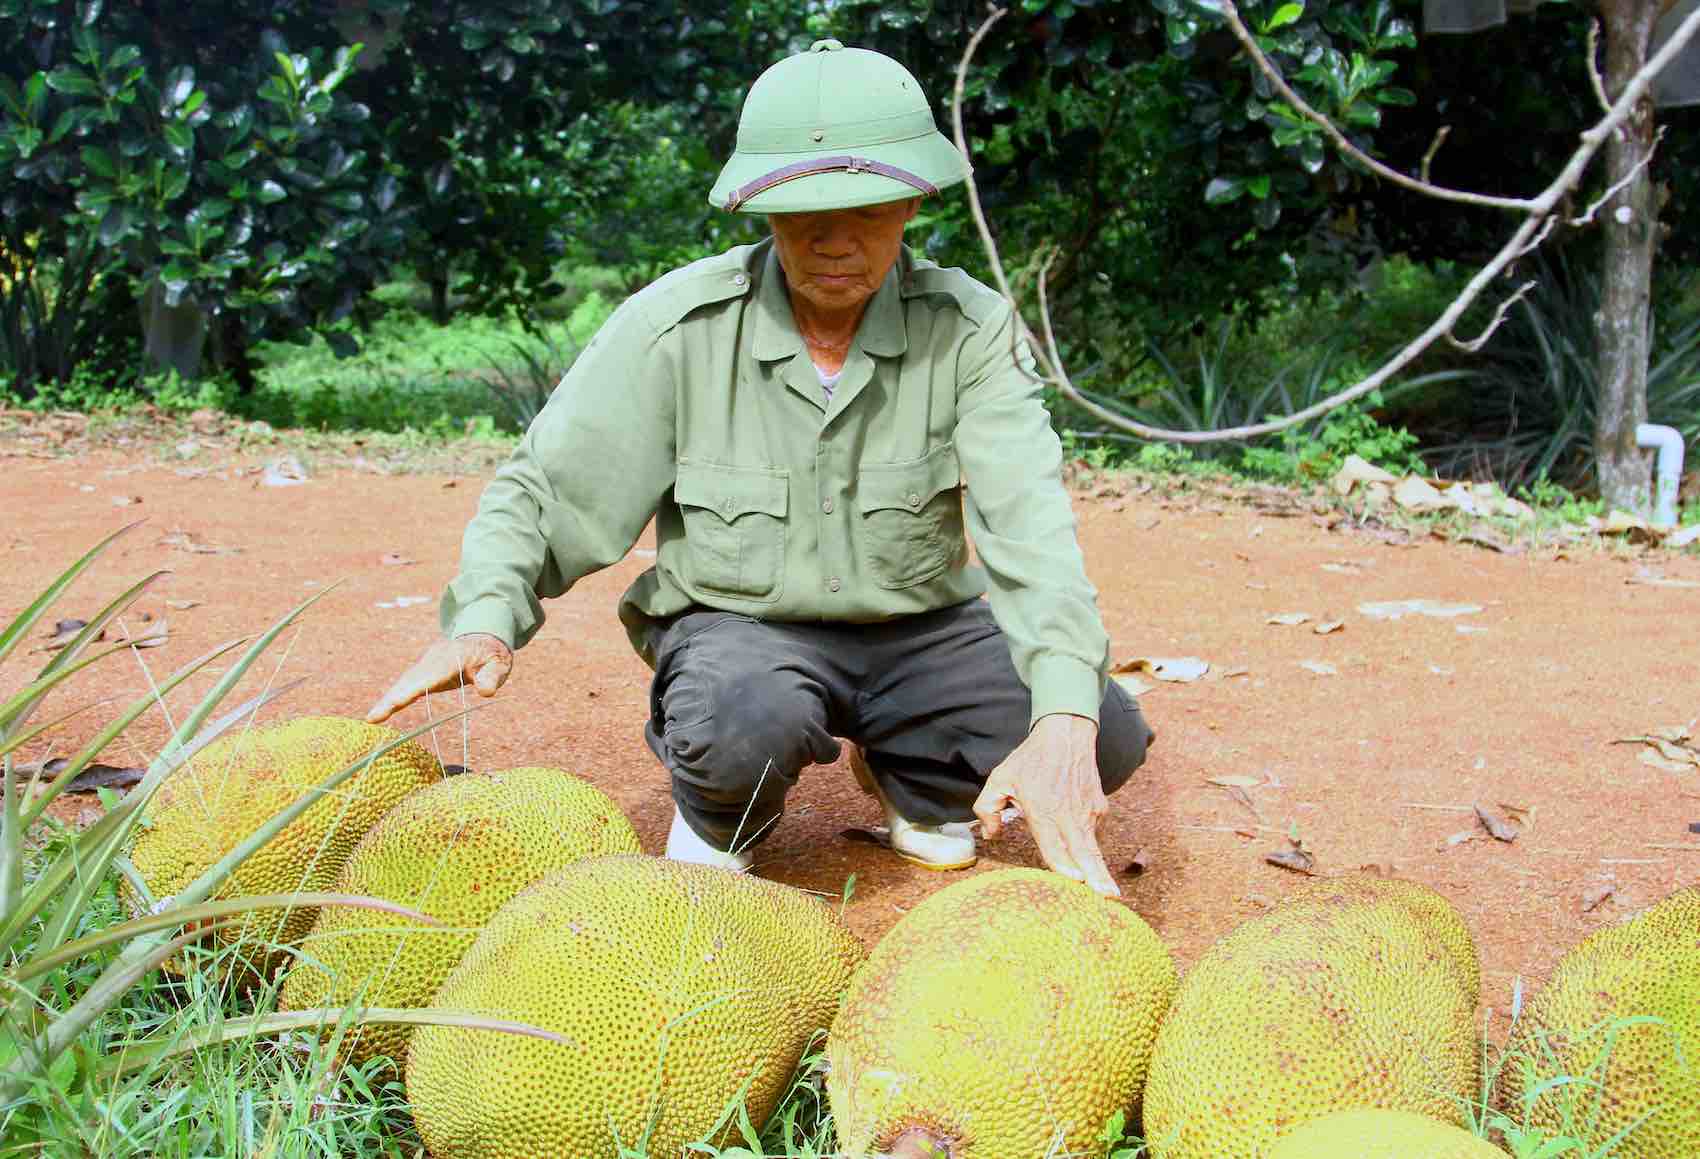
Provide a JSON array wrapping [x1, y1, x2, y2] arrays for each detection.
[[856, 443, 961, 514], [675, 462, 789, 523]]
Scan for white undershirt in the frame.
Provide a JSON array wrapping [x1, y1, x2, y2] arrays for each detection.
[[814, 362, 843, 401]]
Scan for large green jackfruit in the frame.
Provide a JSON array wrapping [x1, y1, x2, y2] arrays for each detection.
[[279, 767, 641, 1066], [405, 855, 863, 1158], [826, 868, 1178, 1159], [1495, 887, 1700, 1158], [1142, 875, 1480, 1158], [1268, 1108, 1507, 1158], [122, 716, 442, 970]]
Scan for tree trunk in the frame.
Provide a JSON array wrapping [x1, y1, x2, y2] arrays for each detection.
[[213, 311, 258, 396], [429, 269, 450, 325], [1593, 0, 1662, 512]]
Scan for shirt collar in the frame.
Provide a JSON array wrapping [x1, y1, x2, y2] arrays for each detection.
[[751, 242, 910, 362]]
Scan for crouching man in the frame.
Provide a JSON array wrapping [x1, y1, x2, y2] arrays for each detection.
[[367, 39, 1154, 896]]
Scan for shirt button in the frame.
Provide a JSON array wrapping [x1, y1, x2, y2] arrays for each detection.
[[907, 492, 922, 508], [732, 273, 748, 287], [821, 498, 834, 514], [720, 498, 734, 515], [827, 576, 841, 592]]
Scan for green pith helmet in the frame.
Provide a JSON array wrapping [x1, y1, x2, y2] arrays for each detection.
[[709, 38, 971, 215]]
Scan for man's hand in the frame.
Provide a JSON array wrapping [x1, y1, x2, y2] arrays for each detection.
[[973, 713, 1119, 897], [366, 633, 513, 723]]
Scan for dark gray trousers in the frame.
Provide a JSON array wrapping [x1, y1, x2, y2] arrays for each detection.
[[644, 599, 1155, 852]]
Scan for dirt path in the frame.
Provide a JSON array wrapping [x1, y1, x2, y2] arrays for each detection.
[[5, 431, 1698, 1045]]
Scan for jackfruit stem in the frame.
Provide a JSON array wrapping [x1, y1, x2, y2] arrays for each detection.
[[885, 1130, 951, 1159]]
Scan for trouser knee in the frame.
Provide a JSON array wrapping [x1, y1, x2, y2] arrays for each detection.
[[1096, 682, 1156, 796]]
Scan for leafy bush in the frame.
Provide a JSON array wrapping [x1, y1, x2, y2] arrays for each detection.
[[1241, 394, 1427, 482], [1423, 251, 1700, 492]]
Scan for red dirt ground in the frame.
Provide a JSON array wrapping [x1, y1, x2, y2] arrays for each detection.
[[5, 419, 1698, 1047]]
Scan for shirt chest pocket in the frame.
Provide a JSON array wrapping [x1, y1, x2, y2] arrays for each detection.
[[674, 462, 789, 603], [856, 443, 966, 589]]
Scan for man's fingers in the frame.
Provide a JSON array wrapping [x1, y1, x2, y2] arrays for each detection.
[[972, 778, 1011, 840], [365, 680, 420, 724], [1062, 819, 1121, 897], [1025, 810, 1087, 884], [471, 654, 509, 697]]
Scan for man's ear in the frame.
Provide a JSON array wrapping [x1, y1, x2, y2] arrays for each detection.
[[903, 197, 921, 223]]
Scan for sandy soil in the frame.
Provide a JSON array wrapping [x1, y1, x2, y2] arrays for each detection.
[[5, 417, 1698, 1047]]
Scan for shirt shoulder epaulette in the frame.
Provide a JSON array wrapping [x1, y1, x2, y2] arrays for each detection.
[[900, 255, 1006, 330], [623, 245, 759, 340]]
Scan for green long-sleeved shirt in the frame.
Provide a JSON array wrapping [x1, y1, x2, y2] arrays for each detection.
[[441, 237, 1110, 724]]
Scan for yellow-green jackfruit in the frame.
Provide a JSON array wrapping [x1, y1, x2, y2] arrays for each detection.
[[279, 767, 640, 1066], [1142, 875, 1480, 1158], [826, 868, 1178, 1159], [405, 855, 863, 1158], [1495, 886, 1700, 1158], [1268, 1108, 1507, 1158], [123, 716, 441, 969]]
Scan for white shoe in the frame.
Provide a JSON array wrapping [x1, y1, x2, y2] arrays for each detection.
[[665, 807, 753, 873], [848, 745, 978, 871]]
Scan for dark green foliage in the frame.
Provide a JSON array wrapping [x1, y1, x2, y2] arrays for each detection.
[[1422, 253, 1700, 491]]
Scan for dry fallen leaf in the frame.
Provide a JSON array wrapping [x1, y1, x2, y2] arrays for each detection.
[[1266, 612, 1313, 626], [1627, 568, 1700, 589], [1207, 775, 1263, 789], [122, 616, 168, 649], [1641, 750, 1696, 774], [1221, 666, 1251, 679], [165, 598, 203, 611], [1474, 802, 1520, 843], [1330, 454, 1398, 496], [1357, 599, 1483, 621], [1265, 842, 1316, 874], [1297, 660, 1338, 677], [1668, 524, 1700, 548], [1112, 656, 1209, 683], [1581, 877, 1618, 912], [375, 595, 432, 610], [1319, 562, 1363, 575], [111, 495, 142, 507], [262, 455, 309, 487], [1111, 673, 1154, 697], [1313, 621, 1343, 635], [380, 552, 417, 567], [38, 618, 97, 652]]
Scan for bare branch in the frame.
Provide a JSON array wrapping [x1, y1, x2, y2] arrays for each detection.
[[1570, 126, 1667, 226], [1587, 20, 1611, 114], [1419, 126, 1451, 186], [1218, 0, 1533, 212], [1447, 279, 1537, 353], [947, 0, 1700, 445], [1521, 214, 1559, 258]]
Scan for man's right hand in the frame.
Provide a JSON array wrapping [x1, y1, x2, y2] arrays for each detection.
[[366, 633, 514, 723]]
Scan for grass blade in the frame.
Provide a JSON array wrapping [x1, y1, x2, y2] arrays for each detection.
[[0, 521, 142, 670], [12, 892, 443, 984], [100, 1007, 572, 1080]]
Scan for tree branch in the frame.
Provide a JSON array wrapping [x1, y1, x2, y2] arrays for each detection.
[[951, 1, 1700, 445]]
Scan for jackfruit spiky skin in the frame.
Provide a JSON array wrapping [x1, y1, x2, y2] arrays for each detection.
[[405, 855, 864, 1158], [122, 717, 442, 968], [278, 767, 641, 1066], [1494, 886, 1700, 1158], [825, 868, 1179, 1159], [1267, 1108, 1507, 1158], [1142, 875, 1480, 1159], [1285, 875, 1481, 1002]]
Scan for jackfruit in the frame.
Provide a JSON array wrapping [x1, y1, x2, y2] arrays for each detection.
[[405, 855, 863, 1158], [1286, 874, 1480, 1001], [1268, 1108, 1507, 1158], [826, 868, 1178, 1159], [123, 716, 441, 971], [1494, 886, 1699, 1158], [278, 767, 640, 1066], [1142, 875, 1479, 1158]]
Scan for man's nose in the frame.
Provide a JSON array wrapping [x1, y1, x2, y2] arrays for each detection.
[[810, 219, 856, 256]]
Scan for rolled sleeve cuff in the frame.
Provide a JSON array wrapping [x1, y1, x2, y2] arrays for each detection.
[[443, 596, 518, 650], [1027, 653, 1104, 728]]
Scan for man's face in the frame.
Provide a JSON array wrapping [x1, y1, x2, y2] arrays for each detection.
[[767, 198, 920, 317]]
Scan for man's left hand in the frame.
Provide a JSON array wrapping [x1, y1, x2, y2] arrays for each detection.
[[973, 713, 1119, 897]]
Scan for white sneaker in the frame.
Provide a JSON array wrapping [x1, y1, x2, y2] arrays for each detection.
[[848, 745, 978, 871], [664, 807, 753, 873]]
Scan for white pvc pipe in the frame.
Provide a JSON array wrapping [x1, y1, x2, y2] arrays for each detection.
[[1636, 423, 1686, 528]]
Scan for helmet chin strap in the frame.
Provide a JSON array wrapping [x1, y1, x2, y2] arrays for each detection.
[[725, 154, 938, 212]]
